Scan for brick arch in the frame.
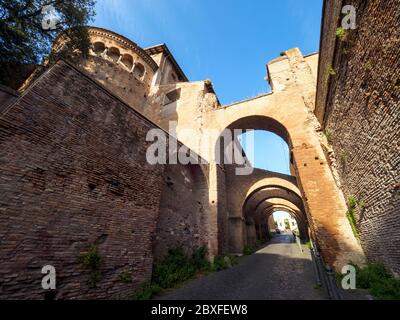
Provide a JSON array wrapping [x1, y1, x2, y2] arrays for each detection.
[[256, 200, 308, 240], [213, 115, 293, 167], [244, 186, 305, 218], [243, 185, 308, 247]]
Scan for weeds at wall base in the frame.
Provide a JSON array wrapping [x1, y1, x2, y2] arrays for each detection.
[[134, 246, 238, 300]]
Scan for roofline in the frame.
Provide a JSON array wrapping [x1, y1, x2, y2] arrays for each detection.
[[53, 26, 159, 72], [144, 43, 189, 82]]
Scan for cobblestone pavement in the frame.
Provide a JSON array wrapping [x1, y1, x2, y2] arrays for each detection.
[[157, 233, 329, 300]]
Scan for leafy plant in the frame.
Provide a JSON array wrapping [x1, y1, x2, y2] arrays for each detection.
[[0, 0, 97, 89], [243, 245, 255, 256], [134, 246, 240, 300], [191, 246, 211, 271], [212, 255, 228, 272], [327, 66, 337, 76], [346, 209, 359, 239], [346, 196, 365, 240], [347, 196, 358, 210], [152, 248, 197, 289], [135, 282, 161, 300], [335, 27, 348, 41], [352, 263, 400, 300], [324, 128, 333, 144], [80, 245, 102, 288], [119, 271, 133, 284]]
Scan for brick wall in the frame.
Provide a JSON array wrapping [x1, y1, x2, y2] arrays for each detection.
[[321, 0, 400, 276], [153, 163, 210, 260], [0, 60, 164, 299]]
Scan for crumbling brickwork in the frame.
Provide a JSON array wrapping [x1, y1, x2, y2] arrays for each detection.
[[0, 61, 164, 299], [154, 163, 210, 260], [320, 0, 400, 275]]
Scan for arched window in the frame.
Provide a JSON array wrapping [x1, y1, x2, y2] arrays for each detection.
[[121, 54, 133, 71], [133, 63, 145, 80], [107, 47, 120, 63], [92, 42, 105, 56]]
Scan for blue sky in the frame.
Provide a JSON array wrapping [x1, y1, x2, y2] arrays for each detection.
[[93, 0, 323, 174]]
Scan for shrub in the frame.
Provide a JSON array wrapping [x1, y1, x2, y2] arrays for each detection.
[[324, 129, 333, 144], [354, 263, 400, 300], [347, 196, 358, 210], [327, 66, 337, 76], [80, 245, 102, 288], [152, 248, 196, 289], [134, 246, 240, 300], [243, 245, 255, 256], [191, 246, 211, 271], [135, 282, 161, 300], [211, 254, 238, 272], [346, 196, 365, 240], [119, 271, 132, 284], [335, 27, 348, 41], [212, 256, 228, 272]]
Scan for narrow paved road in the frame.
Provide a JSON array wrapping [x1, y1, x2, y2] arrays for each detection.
[[157, 233, 328, 300]]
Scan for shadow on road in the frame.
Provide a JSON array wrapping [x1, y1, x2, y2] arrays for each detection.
[[156, 235, 329, 300]]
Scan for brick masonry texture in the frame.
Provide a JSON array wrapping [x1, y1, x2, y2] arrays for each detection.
[[154, 163, 210, 260], [321, 0, 400, 276], [0, 61, 165, 299]]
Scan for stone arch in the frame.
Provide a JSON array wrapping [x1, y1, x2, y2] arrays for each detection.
[[243, 184, 308, 247], [133, 62, 145, 80], [120, 54, 134, 71], [213, 115, 292, 170], [255, 199, 308, 240], [92, 41, 105, 56], [107, 47, 120, 63]]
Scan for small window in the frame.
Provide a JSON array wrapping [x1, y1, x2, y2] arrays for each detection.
[[92, 42, 105, 56], [133, 63, 145, 80], [163, 88, 181, 106], [107, 47, 120, 63], [121, 54, 133, 71]]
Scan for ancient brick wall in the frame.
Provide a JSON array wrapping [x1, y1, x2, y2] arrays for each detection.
[[153, 163, 210, 260], [321, 0, 400, 275], [0, 60, 164, 299]]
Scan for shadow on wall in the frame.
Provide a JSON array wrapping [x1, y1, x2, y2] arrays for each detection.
[[153, 163, 210, 261]]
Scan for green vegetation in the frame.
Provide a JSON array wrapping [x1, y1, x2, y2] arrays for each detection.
[[280, 51, 286, 56], [353, 263, 400, 300], [306, 240, 312, 250], [324, 128, 333, 144], [243, 245, 255, 256], [152, 248, 201, 289], [119, 271, 133, 284], [346, 196, 359, 239], [134, 246, 238, 300], [212, 254, 238, 272], [135, 282, 161, 301], [364, 60, 373, 71], [335, 27, 348, 41], [346, 196, 366, 240], [256, 237, 268, 247], [327, 66, 337, 76], [0, 0, 96, 89], [80, 245, 102, 288]]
